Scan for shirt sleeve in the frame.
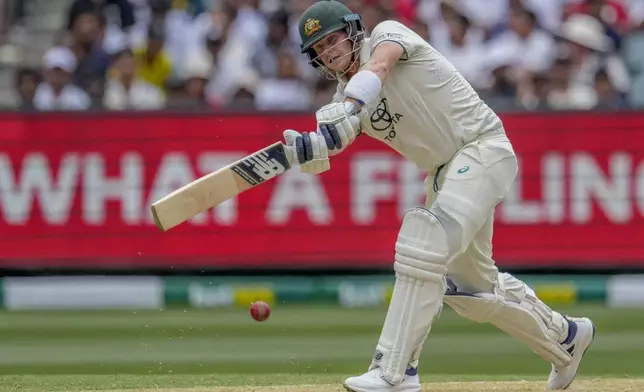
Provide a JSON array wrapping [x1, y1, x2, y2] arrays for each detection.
[[368, 20, 427, 61]]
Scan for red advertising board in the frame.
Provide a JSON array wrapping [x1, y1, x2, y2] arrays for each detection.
[[0, 111, 643, 269]]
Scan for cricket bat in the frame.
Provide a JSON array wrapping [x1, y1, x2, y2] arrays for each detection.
[[151, 141, 292, 231]]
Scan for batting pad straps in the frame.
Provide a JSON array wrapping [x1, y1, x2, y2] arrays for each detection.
[[344, 70, 382, 108], [443, 273, 572, 368]]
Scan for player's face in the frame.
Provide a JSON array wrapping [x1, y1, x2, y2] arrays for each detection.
[[313, 31, 353, 72]]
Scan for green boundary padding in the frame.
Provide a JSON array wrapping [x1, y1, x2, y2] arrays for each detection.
[[164, 275, 608, 307], [521, 275, 607, 302]]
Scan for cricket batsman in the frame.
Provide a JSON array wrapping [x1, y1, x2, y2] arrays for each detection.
[[281, 1, 596, 391]]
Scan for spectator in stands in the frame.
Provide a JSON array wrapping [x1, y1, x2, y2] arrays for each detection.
[[248, 8, 316, 83], [66, 2, 111, 104], [7, 0, 644, 112], [130, 0, 172, 46], [432, 11, 491, 90], [204, 25, 225, 63], [515, 72, 552, 111], [254, 48, 312, 111], [133, 20, 172, 91], [167, 49, 213, 110], [227, 0, 268, 44], [33, 46, 91, 111], [419, 0, 504, 41], [514, 0, 565, 34], [67, 0, 136, 54], [483, 61, 521, 108], [428, 1, 484, 58], [68, 0, 135, 32], [568, 0, 630, 34], [14, 67, 40, 111], [545, 55, 598, 110], [594, 68, 628, 109], [627, 0, 644, 29], [485, 5, 556, 90], [160, 0, 207, 81], [249, 9, 294, 79], [103, 49, 165, 110], [204, 3, 259, 108], [558, 13, 630, 97], [129, 0, 198, 81], [579, 0, 628, 51]]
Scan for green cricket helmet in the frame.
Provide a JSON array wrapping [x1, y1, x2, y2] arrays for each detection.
[[298, 0, 364, 71]]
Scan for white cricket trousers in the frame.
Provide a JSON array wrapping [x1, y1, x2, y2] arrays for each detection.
[[406, 129, 569, 368], [427, 130, 516, 293], [370, 129, 571, 380]]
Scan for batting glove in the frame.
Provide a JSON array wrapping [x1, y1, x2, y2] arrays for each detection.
[[283, 129, 330, 175], [316, 101, 361, 155]]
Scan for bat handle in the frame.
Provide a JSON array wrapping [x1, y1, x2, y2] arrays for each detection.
[[345, 101, 359, 116]]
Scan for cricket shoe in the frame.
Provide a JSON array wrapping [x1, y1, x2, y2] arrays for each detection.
[[548, 317, 596, 390], [343, 367, 420, 392]]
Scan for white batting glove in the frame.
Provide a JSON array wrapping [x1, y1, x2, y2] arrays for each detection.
[[283, 129, 330, 175], [316, 101, 362, 155]]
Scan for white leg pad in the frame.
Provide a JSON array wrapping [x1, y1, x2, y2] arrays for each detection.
[[369, 207, 449, 385], [443, 273, 572, 368]]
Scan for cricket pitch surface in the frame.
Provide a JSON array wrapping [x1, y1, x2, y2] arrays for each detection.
[[4, 376, 644, 392], [90, 379, 644, 392]]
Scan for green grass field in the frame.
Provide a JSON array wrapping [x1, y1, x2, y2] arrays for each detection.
[[0, 304, 643, 391]]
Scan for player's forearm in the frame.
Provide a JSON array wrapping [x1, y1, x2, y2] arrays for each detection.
[[365, 41, 405, 83], [342, 42, 403, 109]]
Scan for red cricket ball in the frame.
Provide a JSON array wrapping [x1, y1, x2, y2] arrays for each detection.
[[250, 301, 271, 322]]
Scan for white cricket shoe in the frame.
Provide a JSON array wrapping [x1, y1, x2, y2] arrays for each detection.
[[548, 317, 596, 390], [343, 367, 421, 392]]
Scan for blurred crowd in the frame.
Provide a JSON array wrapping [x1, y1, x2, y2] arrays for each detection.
[[12, 0, 644, 112]]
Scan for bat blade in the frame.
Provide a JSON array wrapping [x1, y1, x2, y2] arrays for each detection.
[[151, 141, 291, 231]]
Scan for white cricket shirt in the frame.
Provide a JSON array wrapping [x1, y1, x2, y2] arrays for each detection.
[[335, 20, 504, 171]]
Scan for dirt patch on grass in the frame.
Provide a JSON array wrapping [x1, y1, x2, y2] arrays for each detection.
[[77, 379, 644, 392]]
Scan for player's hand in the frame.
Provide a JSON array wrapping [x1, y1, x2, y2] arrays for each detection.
[[315, 102, 361, 154], [283, 129, 330, 175]]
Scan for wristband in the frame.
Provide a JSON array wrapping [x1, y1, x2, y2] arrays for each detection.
[[344, 70, 382, 107]]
